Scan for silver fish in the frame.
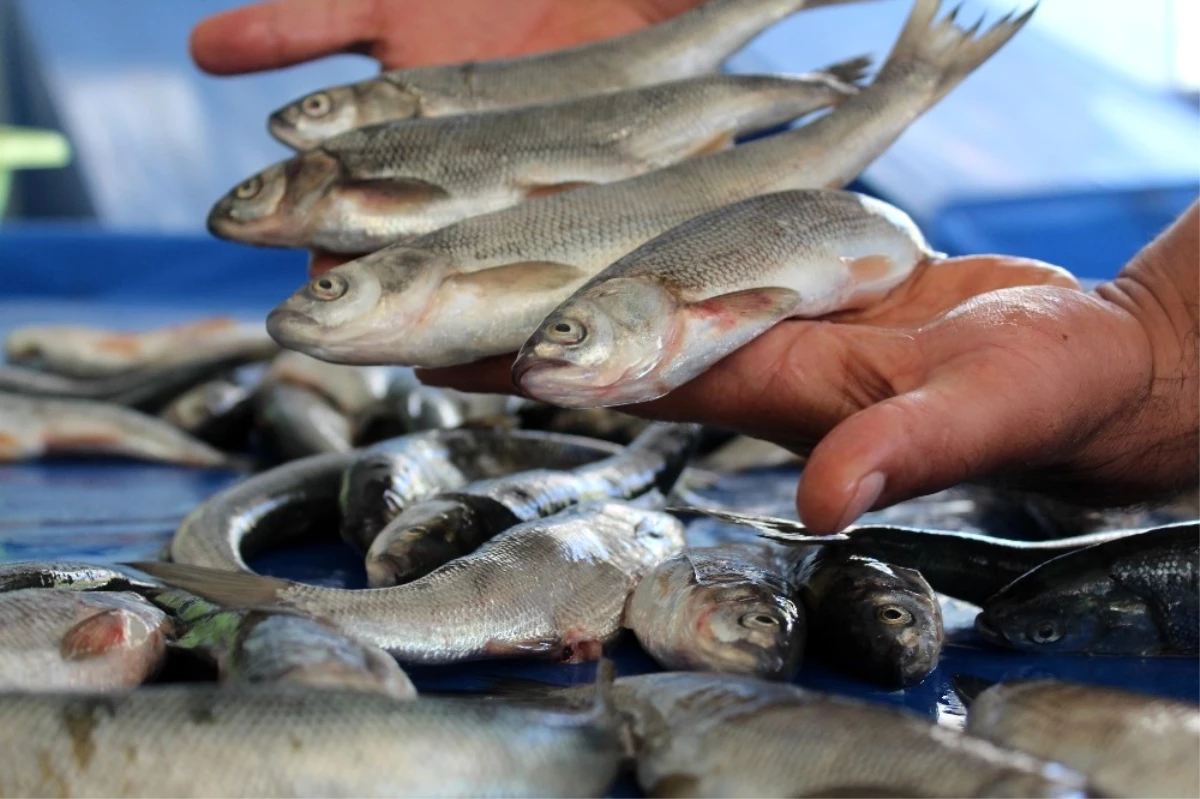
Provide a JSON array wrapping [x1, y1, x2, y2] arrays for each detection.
[[624, 542, 806, 679], [136, 501, 686, 664], [0, 561, 161, 594], [514, 189, 934, 407], [217, 65, 865, 253], [267, 0, 1032, 368], [0, 589, 170, 691], [262, 351, 392, 416], [158, 378, 254, 447], [0, 392, 237, 468], [255, 382, 354, 458], [268, 0, 872, 150]]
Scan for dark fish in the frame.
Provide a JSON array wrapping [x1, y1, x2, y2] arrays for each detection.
[[158, 378, 256, 449]]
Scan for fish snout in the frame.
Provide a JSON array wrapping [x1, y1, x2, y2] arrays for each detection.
[[365, 551, 411, 588], [974, 611, 1003, 644], [511, 350, 568, 392], [206, 197, 237, 239]]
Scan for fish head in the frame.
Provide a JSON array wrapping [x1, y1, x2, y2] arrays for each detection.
[[513, 278, 680, 408], [268, 80, 420, 151], [684, 576, 805, 680], [207, 153, 341, 247], [266, 248, 451, 364], [364, 498, 478, 587]]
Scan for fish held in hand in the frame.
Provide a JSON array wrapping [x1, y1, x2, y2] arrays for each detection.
[[267, 0, 874, 150], [515, 189, 934, 407], [266, 0, 1032, 368], [625, 542, 806, 679]]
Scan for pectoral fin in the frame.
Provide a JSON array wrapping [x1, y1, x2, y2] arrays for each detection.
[[338, 178, 450, 209], [687, 287, 800, 331], [61, 609, 131, 660], [446, 262, 585, 295]]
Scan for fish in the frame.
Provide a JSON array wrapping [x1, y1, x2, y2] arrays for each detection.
[[0, 561, 161, 594], [0, 589, 170, 691], [267, 0, 874, 150], [340, 428, 624, 554], [261, 351, 392, 417], [957, 677, 1200, 799], [513, 189, 935, 406], [152, 590, 416, 698], [158, 378, 255, 448], [0, 393, 238, 468], [255, 382, 354, 458], [4, 318, 276, 378], [694, 435, 802, 473], [134, 501, 686, 664], [363, 422, 699, 587], [217, 65, 866, 253], [975, 523, 1200, 656], [0, 681, 620, 797], [355, 380, 521, 440], [267, 0, 1032, 368], [795, 548, 943, 688], [515, 405, 651, 444], [624, 542, 806, 679]]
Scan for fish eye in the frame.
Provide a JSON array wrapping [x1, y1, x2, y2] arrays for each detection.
[[301, 92, 332, 118], [877, 605, 912, 626], [234, 176, 263, 200], [546, 318, 586, 346], [1028, 619, 1062, 644], [308, 274, 348, 301], [739, 613, 780, 629]]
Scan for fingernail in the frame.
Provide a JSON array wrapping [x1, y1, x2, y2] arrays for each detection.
[[835, 471, 885, 531]]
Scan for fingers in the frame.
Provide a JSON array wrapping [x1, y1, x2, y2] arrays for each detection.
[[308, 251, 354, 278]]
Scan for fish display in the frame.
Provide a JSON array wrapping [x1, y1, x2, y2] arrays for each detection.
[[958, 677, 1200, 799], [255, 382, 354, 458], [214, 66, 867, 253], [363, 423, 699, 586], [267, 0, 1031, 368], [975, 523, 1200, 656], [514, 189, 936, 406], [136, 501, 686, 664], [0, 589, 170, 691], [624, 542, 806, 679], [0, 393, 237, 468], [267, 0, 872, 150]]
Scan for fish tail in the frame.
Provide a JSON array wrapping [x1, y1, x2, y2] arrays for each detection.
[[124, 562, 290, 609], [879, 0, 1035, 104], [820, 55, 874, 88]]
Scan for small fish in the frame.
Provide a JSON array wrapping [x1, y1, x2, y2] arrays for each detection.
[[267, 0, 1031, 368], [0, 561, 160, 594], [363, 423, 699, 587], [340, 428, 623, 554], [4, 318, 276, 378], [515, 189, 935, 406], [515, 405, 651, 444], [796, 548, 943, 688], [217, 66, 865, 253], [0, 393, 237, 468], [665, 506, 849, 542], [268, 0, 872, 150], [135, 502, 686, 665], [976, 523, 1200, 656], [624, 542, 806, 679], [255, 382, 354, 458], [958, 677, 1200, 799], [261, 351, 392, 417], [158, 378, 255, 447], [0, 589, 170, 691]]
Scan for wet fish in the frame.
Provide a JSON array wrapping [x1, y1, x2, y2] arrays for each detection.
[[515, 189, 934, 406], [625, 542, 806, 679], [516, 405, 651, 444], [0, 683, 620, 797], [976, 524, 1200, 656], [4, 318, 276, 378], [0, 589, 170, 691], [340, 428, 623, 554], [218, 66, 865, 253], [255, 382, 354, 458], [152, 590, 416, 698], [0, 561, 160, 594], [267, 0, 1031, 368], [135, 501, 686, 664], [958, 677, 1200, 799], [363, 423, 699, 587], [268, 0, 872, 150], [796, 548, 943, 687], [0, 393, 237, 468], [262, 351, 392, 417], [158, 378, 255, 447]]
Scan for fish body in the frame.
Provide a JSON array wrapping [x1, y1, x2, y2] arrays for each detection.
[[363, 423, 699, 586], [217, 68, 864, 252], [268, 0, 870, 149], [262, 351, 392, 417], [0, 686, 620, 797], [964, 679, 1200, 798], [256, 382, 354, 458], [0, 589, 170, 691], [158, 378, 255, 447], [137, 501, 686, 664], [267, 0, 1032, 367], [515, 189, 934, 406], [796, 548, 943, 688], [625, 542, 806, 679], [0, 561, 161, 594], [976, 524, 1200, 656], [0, 393, 236, 468]]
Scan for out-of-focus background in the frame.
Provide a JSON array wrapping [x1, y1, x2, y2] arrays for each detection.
[[0, 0, 1197, 304]]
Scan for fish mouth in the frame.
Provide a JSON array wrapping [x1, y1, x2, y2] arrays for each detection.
[[266, 308, 319, 345], [511, 354, 571, 391], [974, 612, 1002, 644]]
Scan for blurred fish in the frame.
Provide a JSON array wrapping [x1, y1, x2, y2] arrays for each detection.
[[262, 351, 391, 417], [0, 393, 237, 469], [0, 561, 160, 594], [516, 405, 651, 444], [625, 542, 806, 679], [158, 378, 255, 448], [255, 382, 354, 458], [267, 0, 1032, 367], [0, 589, 170, 691], [267, 0, 873, 149], [364, 423, 699, 587], [695, 435, 802, 473], [135, 502, 686, 664]]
